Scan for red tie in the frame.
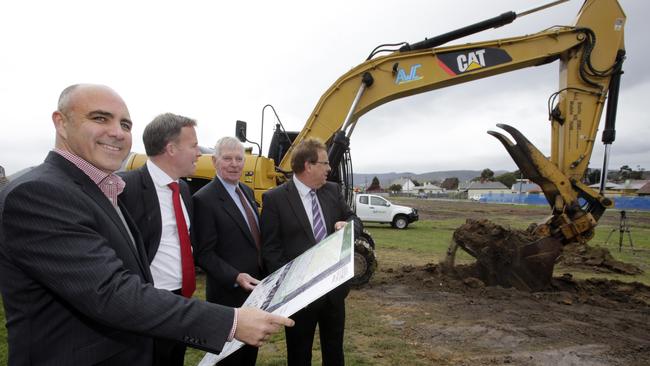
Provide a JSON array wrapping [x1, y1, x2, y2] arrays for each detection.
[[235, 186, 262, 265], [168, 182, 196, 298]]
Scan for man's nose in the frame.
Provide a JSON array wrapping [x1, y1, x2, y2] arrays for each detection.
[[108, 121, 127, 139]]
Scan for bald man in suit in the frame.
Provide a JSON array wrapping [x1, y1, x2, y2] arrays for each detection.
[[0, 83, 292, 365]]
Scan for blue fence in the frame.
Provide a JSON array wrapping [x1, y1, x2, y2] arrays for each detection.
[[478, 193, 650, 211]]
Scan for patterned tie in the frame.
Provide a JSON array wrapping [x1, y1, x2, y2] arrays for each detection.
[[168, 182, 196, 298], [310, 190, 326, 242], [235, 186, 262, 266]]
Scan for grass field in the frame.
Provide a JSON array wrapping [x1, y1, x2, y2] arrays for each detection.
[[2, 200, 649, 365]]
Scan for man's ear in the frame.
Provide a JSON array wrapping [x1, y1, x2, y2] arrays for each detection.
[[211, 155, 218, 169], [52, 111, 68, 140], [165, 142, 176, 156]]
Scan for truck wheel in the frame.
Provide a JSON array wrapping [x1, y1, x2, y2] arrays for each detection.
[[349, 237, 377, 288], [392, 215, 409, 229]]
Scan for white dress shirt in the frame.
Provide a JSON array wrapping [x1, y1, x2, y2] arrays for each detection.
[[217, 175, 259, 228], [146, 160, 190, 291], [293, 175, 325, 230]]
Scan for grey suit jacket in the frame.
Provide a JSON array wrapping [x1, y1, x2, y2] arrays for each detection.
[[193, 178, 263, 307], [0, 152, 233, 365]]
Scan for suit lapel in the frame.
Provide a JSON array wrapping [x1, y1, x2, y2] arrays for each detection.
[[50, 154, 150, 276], [285, 180, 316, 243], [214, 179, 257, 249], [140, 166, 162, 238], [117, 201, 154, 281]]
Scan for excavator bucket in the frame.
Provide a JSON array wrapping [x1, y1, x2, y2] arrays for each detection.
[[449, 219, 563, 292], [503, 237, 562, 292]]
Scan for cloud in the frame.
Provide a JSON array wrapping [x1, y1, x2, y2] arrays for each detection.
[[0, 0, 646, 176]]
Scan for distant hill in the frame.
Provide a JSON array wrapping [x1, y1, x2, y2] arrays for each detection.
[[353, 170, 508, 188]]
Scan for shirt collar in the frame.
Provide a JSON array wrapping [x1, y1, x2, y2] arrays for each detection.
[[54, 148, 114, 185], [293, 175, 313, 199], [146, 159, 175, 187], [53, 148, 125, 205], [217, 175, 238, 195]]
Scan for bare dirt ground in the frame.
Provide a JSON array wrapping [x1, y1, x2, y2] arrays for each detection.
[[359, 200, 650, 365]]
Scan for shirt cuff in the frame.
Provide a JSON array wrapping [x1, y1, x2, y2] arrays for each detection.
[[227, 308, 238, 342]]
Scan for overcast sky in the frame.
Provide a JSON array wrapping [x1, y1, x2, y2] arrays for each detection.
[[1, 0, 647, 176]]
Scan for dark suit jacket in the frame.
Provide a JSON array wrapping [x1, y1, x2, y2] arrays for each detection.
[[118, 164, 193, 264], [0, 152, 233, 366], [193, 178, 263, 307], [260, 180, 362, 302]]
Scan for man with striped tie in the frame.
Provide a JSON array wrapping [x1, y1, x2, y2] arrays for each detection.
[[261, 138, 362, 366]]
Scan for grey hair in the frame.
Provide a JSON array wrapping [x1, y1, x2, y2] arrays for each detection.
[[213, 136, 244, 158], [143, 113, 197, 156]]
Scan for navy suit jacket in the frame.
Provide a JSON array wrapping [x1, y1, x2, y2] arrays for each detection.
[[193, 178, 263, 307], [118, 164, 193, 264], [0, 152, 233, 365], [260, 180, 362, 303]]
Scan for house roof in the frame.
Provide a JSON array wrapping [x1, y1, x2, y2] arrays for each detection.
[[511, 182, 542, 193], [390, 177, 415, 187], [622, 180, 650, 190], [421, 183, 443, 190], [638, 182, 650, 195], [467, 181, 509, 190]]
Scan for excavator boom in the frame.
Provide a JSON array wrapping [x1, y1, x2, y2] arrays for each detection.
[[274, 0, 625, 290]]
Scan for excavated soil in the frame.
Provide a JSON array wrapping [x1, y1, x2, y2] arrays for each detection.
[[356, 199, 650, 365]]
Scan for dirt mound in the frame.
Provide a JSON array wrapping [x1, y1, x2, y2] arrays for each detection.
[[450, 218, 643, 291], [558, 242, 643, 275], [451, 219, 560, 291]]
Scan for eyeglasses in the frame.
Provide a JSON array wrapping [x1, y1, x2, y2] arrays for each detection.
[[312, 161, 330, 166]]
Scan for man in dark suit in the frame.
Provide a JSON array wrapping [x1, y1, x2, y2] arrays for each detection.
[[119, 113, 202, 366], [261, 138, 362, 366], [0, 83, 293, 365], [193, 136, 263, 366]]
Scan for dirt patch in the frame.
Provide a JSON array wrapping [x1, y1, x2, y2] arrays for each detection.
[[559, 243, 644, 275], [365, 263, 650, 365], [447, 218, 643, 291], [358, 198, 650, 365]]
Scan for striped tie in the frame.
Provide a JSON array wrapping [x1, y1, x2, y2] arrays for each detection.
[[310, 190, 326, 242]]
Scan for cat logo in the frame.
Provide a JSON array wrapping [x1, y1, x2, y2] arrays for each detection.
[[457, 50, 486, 72], [395, 64, 423, 85], [437, 48, 512, 76]]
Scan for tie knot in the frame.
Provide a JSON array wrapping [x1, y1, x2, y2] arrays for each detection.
[[168, 181, 179, 192], [310, 189, 317, 197]]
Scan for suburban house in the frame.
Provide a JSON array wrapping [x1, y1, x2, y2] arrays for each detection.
[[588, 179, 650, 195], [466, 181, 510, 199], [638, 182, 650, 196], [389, 177, 417, 193], [418, 182, 444, 194], [511, 179, 542, 194]]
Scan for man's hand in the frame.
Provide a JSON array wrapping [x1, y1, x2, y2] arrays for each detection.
[[236, 273, 260, 291], [334, 221, 347, 231], [235, 307, 295, 347]]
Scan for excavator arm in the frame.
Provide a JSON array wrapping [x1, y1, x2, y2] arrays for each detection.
[[275, 0, 625, 290]]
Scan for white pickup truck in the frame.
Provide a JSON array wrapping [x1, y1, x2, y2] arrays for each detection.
[[354, 194, 418, 229]]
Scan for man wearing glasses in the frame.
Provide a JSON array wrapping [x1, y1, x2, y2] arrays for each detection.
[[260, 138, 362, 365]]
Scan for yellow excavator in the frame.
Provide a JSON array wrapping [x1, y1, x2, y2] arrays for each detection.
[[125, 0, 626, 290]]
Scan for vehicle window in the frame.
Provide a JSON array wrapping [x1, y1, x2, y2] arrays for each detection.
[[359, 196, 368, 204], [371, 196, 388, 206]]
